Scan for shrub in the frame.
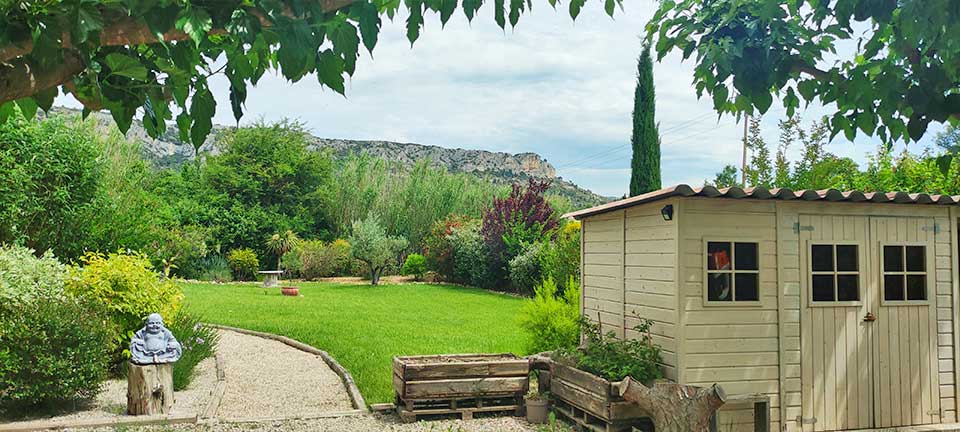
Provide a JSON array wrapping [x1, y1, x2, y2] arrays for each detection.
[[0, 245, 67, 303], [66, 250, 183, 361], [508, 243, 544, 295], [447, 221, 496, 288], [0, 110, 103, 260], [539, 221, 581, 294], [0, 297, 112, 413], [518, 277, 580, 354], [197, 255, 233, 283], [481, 179, 559, 286], [149, 225, 210, 278], [293, 239, 353, 280], [401, 254, 428, 281], [424, 214, 471, 280], [227, 248, 259, 281], [167, 311, 219, 391], [557, 317, 662, 384], [349, 216, 408, 285]]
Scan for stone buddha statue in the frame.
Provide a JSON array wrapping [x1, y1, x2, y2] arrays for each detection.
[[130, 313, 182, 365]]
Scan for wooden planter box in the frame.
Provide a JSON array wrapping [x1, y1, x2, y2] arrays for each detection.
[[549, 363, 650, 432], [393, 353, 529, 422]]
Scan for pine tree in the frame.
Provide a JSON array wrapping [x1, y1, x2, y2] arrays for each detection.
[[629, 45, 661, 196]]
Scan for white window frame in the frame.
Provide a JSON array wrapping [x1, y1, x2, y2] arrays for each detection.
[[702, 238, 762, 307], [806, 241, 864, 308], [879, 242, 932, 306]]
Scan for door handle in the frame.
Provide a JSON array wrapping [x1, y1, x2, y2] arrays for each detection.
[[864, 312, 877, 322]]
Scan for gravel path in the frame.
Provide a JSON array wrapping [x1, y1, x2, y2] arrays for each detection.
[[214, 329, 354, 419]]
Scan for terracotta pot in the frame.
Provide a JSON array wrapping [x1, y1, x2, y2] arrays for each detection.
[[281, 286, 300, 296], [526, 398, 549, 424]]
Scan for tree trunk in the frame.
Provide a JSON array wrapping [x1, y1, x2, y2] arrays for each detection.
[[618, 377, 725, 432], [371, 267, 380, 285], [127, 363, 174, 415]]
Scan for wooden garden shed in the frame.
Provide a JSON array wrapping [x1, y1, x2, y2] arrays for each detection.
[[565, 184, 960, 432]]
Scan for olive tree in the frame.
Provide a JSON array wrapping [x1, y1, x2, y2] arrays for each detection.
[[1, 0, 622, 150], [348, 216, 407, 285]]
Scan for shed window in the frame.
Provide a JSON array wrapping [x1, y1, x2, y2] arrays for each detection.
[[883, 245, 927, 301], [810, 244, 860, 302], [706, 241, 759, 302]]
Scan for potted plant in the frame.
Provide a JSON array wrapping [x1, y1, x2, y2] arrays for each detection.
[[280, 286, 299, 296], [525, 388, 550, 424]]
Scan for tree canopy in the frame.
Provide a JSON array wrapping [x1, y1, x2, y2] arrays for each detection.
[[1, 0, 622, 148], [646, 0, 959, 145]]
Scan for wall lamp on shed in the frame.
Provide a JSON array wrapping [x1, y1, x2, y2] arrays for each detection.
[[660, 204, 674, 221]]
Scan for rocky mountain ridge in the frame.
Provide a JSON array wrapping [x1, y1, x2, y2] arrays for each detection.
[[55, 107, 608, 208]]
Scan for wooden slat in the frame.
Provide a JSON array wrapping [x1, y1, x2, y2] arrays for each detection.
[[401, 377, 527, 400]]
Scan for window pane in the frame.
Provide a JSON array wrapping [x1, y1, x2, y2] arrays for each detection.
[[735, 243, 759, 271], [811, 245, 834, 272], [836, 245, 858, 272], [812, 275, 835, 302], [837, 275, 859, 301], [885, 275, 905, 301], [707, 273, 732, 301], [906, 246, 925, 272], [884, 246, 904, 272], [707, 242, 732, 271], [907, 275, 927, 300], [735, 273, 759, 301]]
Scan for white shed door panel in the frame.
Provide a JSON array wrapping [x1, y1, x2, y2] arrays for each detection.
[[800, 214, 872, 431], [799, 215, 941, 431], [870, 217, 940, 428]]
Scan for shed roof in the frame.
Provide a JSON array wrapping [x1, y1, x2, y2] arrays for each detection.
[[564, 184, 960, 220]]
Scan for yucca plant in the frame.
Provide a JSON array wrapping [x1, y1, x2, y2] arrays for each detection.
[[266, 230, 300, 273]]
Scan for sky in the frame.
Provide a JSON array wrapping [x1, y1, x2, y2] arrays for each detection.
[[59, 1, 947, 198]]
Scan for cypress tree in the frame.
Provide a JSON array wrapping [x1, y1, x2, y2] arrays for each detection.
[[629, 45, 661, 196]]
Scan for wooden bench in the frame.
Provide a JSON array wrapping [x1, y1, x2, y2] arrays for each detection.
[[709, 393, 770, 432]]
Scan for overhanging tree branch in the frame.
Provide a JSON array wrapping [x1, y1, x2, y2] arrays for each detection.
[[0, 0, 356, 106]]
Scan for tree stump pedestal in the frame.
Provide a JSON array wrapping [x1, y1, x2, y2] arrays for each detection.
[[127, 363, 174, 415]]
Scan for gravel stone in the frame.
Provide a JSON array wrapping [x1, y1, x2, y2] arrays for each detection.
[[215, 329, 354, 419]]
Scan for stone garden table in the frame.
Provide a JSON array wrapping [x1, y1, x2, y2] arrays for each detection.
[[259, 270, 283, 288]]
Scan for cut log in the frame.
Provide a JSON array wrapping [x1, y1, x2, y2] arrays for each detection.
[[127, 363, 174, 415], [618, 377, 725, 432]]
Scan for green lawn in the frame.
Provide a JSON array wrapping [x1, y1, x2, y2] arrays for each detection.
[[181, 282, 527, 404]]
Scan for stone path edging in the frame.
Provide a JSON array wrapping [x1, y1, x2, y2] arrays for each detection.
[[205, 324, 367, 411]]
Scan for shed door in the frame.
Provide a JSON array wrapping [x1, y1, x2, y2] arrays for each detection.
[[800, 215, 873, 431], [869, 217, 940, 428]]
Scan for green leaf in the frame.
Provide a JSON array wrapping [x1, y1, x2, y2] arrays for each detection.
[[73, 2, 104, 43], [753, 91, 773, 114], [175, 7, 212, 46], [16, 98, 38, 120], [34, 87, 57, 112], [176, 112, 191, 144], [104, 53, 148, 81], [569, 0, 585, 19], [0, 102, 16, 124], [712, 85, 728, 111], [317, 50, 346, 95], [935, 154, 953, 175], [407, 1, 424, 42], [604, 0, 615, 16], [276, 19, 315, 81], [462, 0, 482, 21], [440, 0, 458, 26], [355, 2, 381, 53], [494, 0, 505, 28], [190, 86, 216, 150]]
